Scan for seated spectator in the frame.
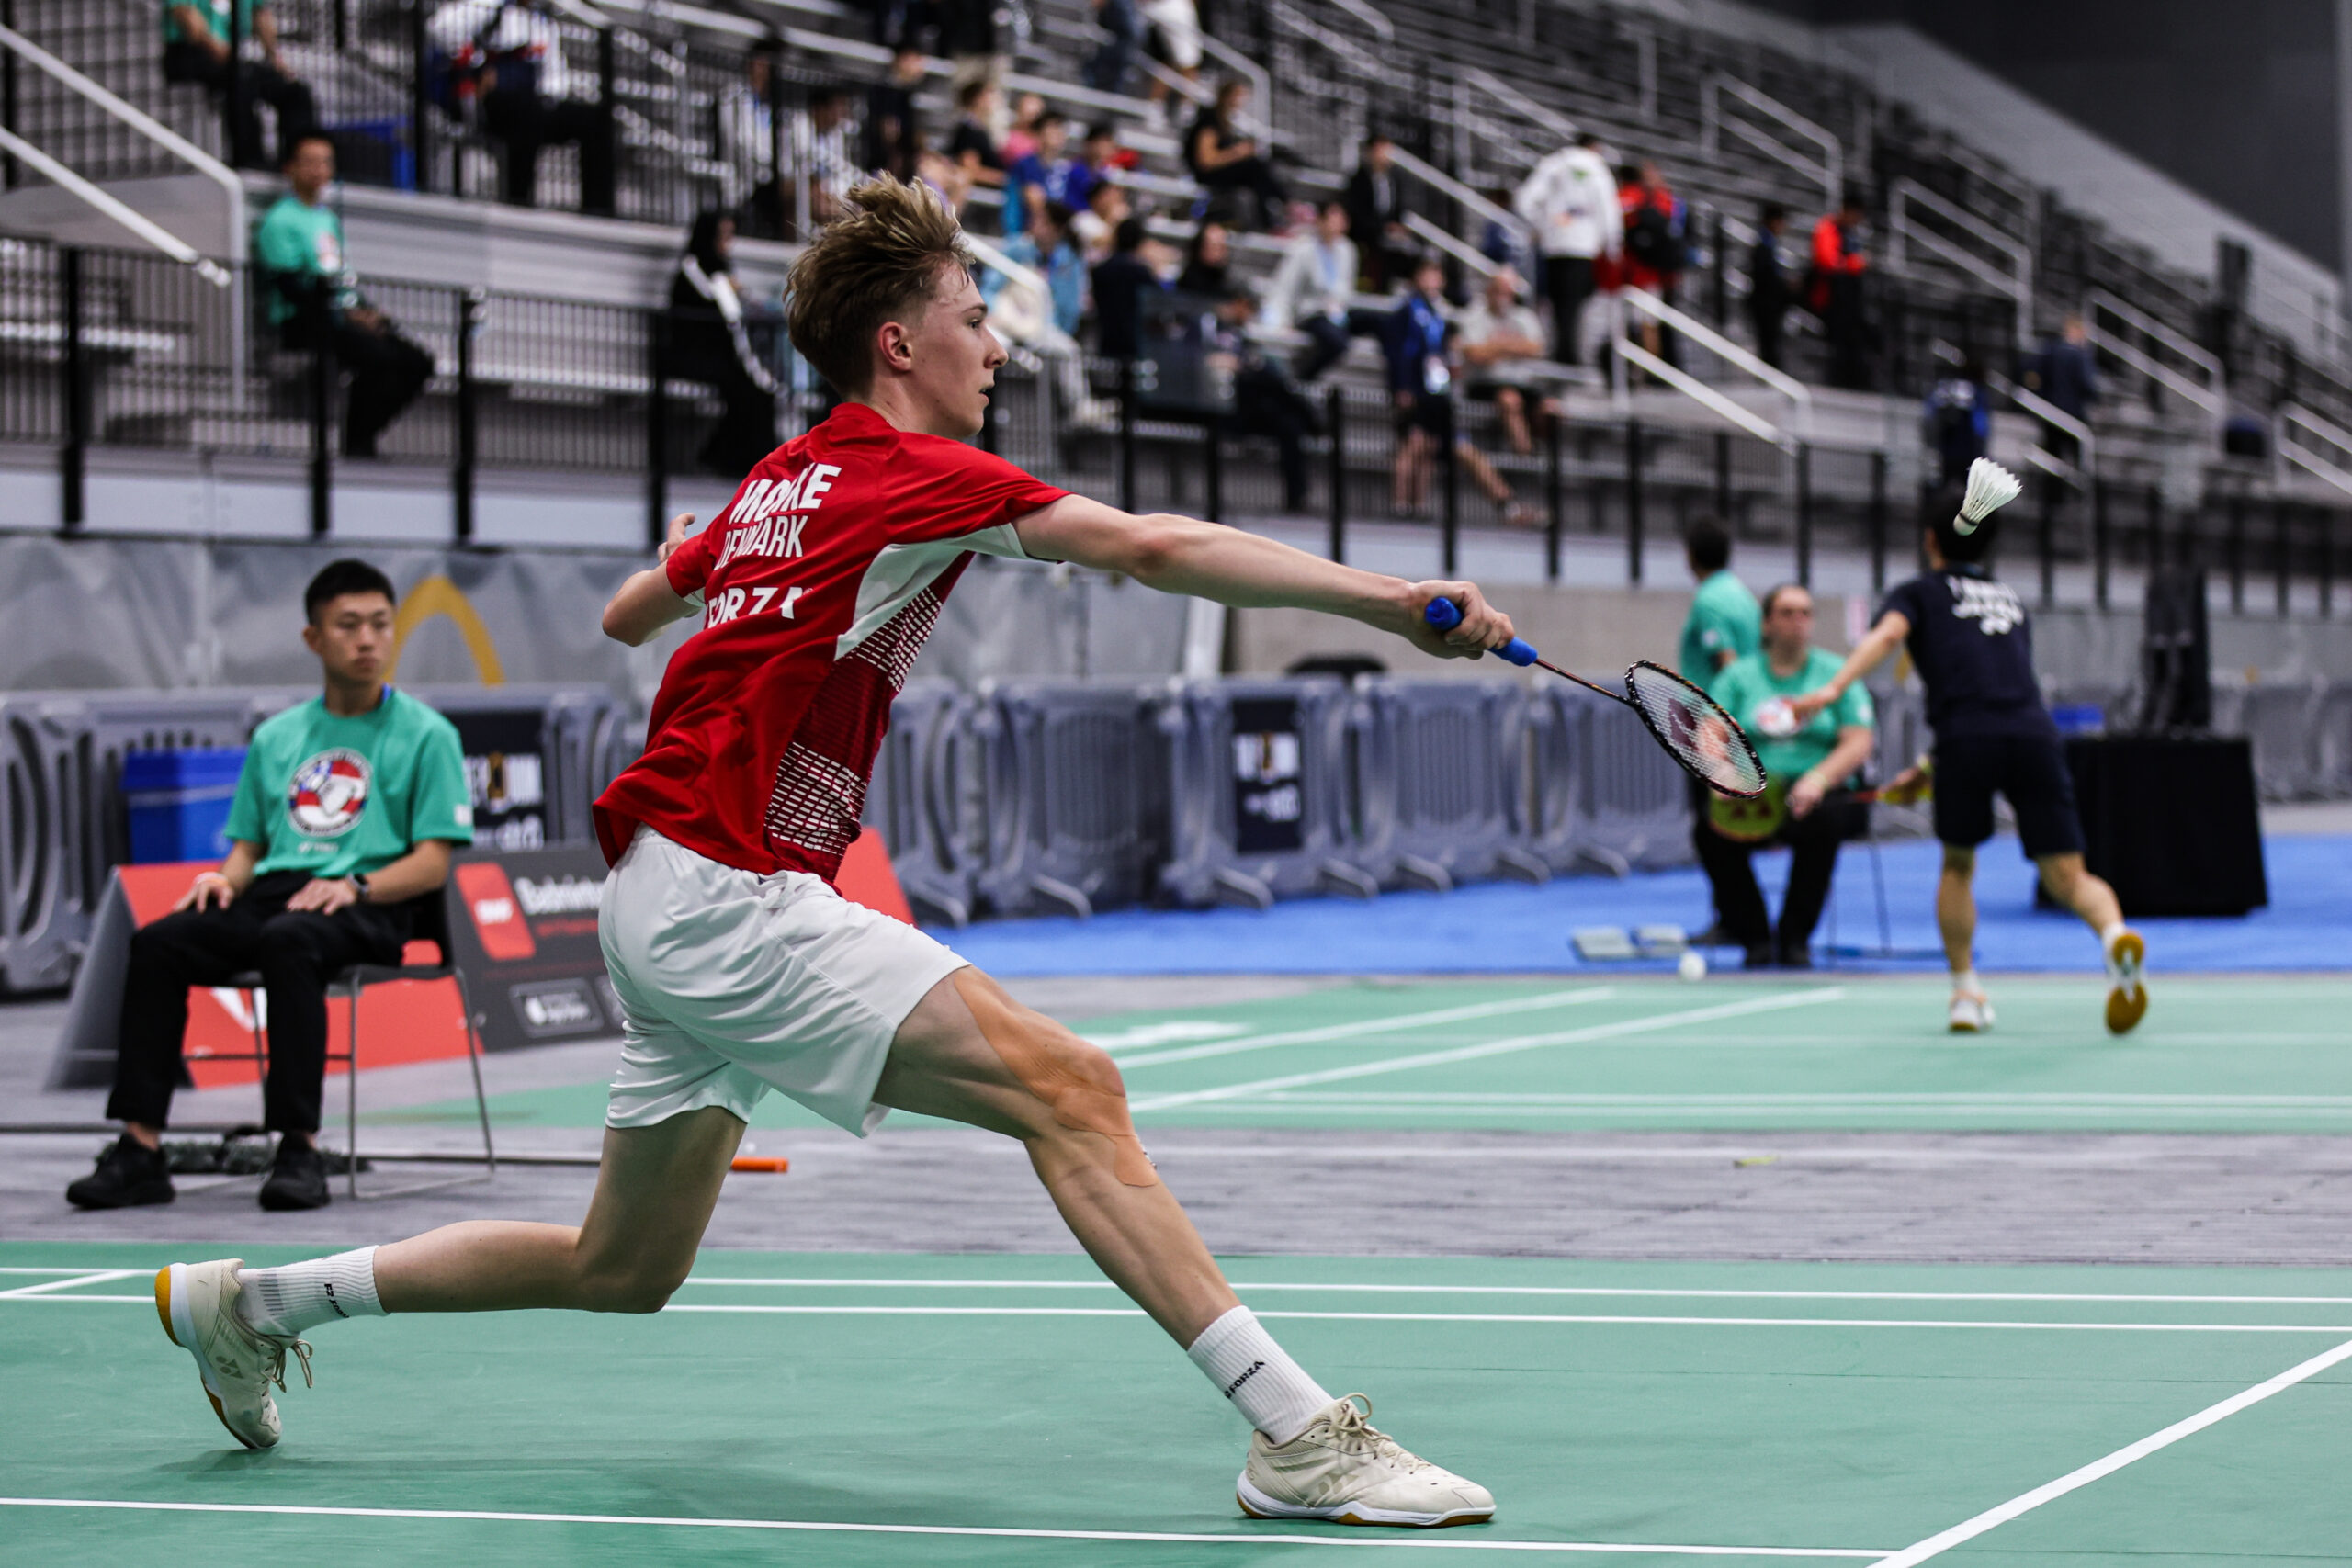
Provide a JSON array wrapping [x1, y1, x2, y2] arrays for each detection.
[[1265, 199, 1381, 382], [1207, 289, 1319, 514], [933, 0, 1001, 91], [1384, 254, 1535, 525], [1186, 78, 1288, 233], [1619, 159, 1686, 361], [1456, 265, 1555, 457], [427, 0, 615, 215], [1001, 91, 1049, 164], [1924, 355, 1990, 488], [946, 78, 1008, 228], [990, 201, 1111, 426], [1011, 117, 1090, 232], [1344, 133, 1415, 293], [802, 84, 860, 230], [66, 559, 472, 1213], [1138, 0, 1203, 129], [671, 210, 779, 477], [254, 133, 435, 459], [865, 43, 928, 184], [1086, 0, 1141, 94], [1071, 175, 1130, 265], [1000, 200, 1089, 342], [1091, 214, 1159, 360], [1697, 583, 1875, 969], [1079, 120, 1136, 183], [716, 45, 783, 239], [1479, 186, 1530, 279], [162, 0, 317, 170], [1176, 220, 1231, 297], [1747, 201, 1796, 370]]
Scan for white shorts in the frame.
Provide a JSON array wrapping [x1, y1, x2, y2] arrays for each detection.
[[598, 828, 968, 1134], [1139, 0, 1203, 70]]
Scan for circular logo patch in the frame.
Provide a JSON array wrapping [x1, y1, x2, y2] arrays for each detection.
[[288, 748, 372, 838]]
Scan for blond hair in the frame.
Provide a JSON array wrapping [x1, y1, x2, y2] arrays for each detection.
[[786, 176, 974, 395]]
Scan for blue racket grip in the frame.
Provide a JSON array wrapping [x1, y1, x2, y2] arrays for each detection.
[[1423, 597, 1539, 668]]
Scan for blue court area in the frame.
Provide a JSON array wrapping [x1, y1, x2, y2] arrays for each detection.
[[937, 835, 2352, 977]]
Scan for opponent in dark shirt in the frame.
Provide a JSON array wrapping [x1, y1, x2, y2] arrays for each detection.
[[1790, 480, 2147, 1038]]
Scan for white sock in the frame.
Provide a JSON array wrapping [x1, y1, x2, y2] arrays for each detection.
[[1185, 1305, 1333, 1444], [1952, 968, 1984, 997], [2099, 922, 2128, 951], [235, 1247, 384, 1337]]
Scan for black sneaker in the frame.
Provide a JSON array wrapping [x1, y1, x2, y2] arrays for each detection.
[[1742, 944, 1778, 970], [258, 1138, 332, 1211], [1777, 943, 1815, 971], [66, 1134, 175, 1209]]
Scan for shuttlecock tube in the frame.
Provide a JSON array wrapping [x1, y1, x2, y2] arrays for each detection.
[[1953, 457, 2022, 535]]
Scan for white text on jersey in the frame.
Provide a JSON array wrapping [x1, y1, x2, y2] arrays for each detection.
[[706, 584, 806, 627], [718, 463, 841, 570]]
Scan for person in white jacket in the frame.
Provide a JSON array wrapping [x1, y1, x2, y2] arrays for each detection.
[[1512, 131, 1620, 365], [1264, 200, 1366, 380]]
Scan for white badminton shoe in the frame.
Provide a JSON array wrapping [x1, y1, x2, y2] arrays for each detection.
[[2104, 929, 2148, 1035], [1237, 1393, 1495, 1528], [155, 1258, 313, 1450], [1948, 988, 1995, 1033]]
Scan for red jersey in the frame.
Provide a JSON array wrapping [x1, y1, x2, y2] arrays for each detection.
[[594, 402, 1068, 879]]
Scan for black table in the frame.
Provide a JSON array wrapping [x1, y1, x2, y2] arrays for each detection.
[[2064, 735, 2267, 917]]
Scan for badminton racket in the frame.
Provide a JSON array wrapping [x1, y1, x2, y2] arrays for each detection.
[[1423, 597, 1768, 798]]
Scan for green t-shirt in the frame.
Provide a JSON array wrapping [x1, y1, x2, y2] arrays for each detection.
[[254, 194, 354, 325], [162, 0, 255, 48], [225, 689, 475, 880], [1712, 646, 1874, 784], [1679, 570, 1761, 694]]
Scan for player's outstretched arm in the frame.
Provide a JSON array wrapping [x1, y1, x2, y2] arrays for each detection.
[[1013, 494, 1516, 660], [603, 513, 699, 648], [1790, 609, 1909, 721]]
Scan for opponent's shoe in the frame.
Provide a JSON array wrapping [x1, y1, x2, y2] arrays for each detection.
[[1237, 1394, 1494, 1529], [2103, 929, 2148, 1035], [154, 1258, 313, 1450], [1948, 989, 1995, 1033]]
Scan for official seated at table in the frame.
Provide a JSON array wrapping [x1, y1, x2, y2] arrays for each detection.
[[67, 561, 474, 1213], [1697, 583, 1875, 970]]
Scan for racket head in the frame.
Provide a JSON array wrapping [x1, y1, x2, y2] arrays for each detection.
[[1621, 661, 1770, 798]]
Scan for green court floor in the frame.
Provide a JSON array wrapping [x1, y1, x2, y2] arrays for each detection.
[[6, 1245, 2350, 1566], [375, 976, 2352, 1136]]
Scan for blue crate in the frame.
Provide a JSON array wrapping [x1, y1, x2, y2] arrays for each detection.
[[123, 748, 247, 863]]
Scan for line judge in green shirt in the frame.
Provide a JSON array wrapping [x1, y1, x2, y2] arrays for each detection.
[[69, 560, 474, 1215], [1677, 516, 1760, 937], [160, 0, 317, 169], [1695, 583, 1875, 969]]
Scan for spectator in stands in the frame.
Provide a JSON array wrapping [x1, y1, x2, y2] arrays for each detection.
[[1000, 199, 1089, 342], [1177, 220, 1232, 296], [161, 0, 318, 170], [1002, 91, 1050, 164], [1207, 289, 1319, 514], [865, 43, 928, 184], [1071, 175, 1130, 264], [1677, 513, 1760, 946], [66, 559, 472, 1214], [1809, 189, 1872, 390], [1479, 186, 1529, 280], [2022, 313, 2097, 465], [1746, 201, 1796, 371], [946, 78, 1009, 228], [1138, 0, 1204, 130], [1266, 199, 1375, 382], [255, 133, 435, 460], [1344, 133, 1415, 293], [1924, 355, 1990, 488], [868, 0, 930, 51], [1619, 159, 1687, 363], [1186, 78, 1289, 234], [988, 201, 1111, 428], [933, 0, 1001, 94], [1079, 120, 1133, 185], [1514, 131, 1619, 367], [670, 210, 779, 477], [1091, 214, 1160, 360], [1385, 255, 1536, 525], [1012, 117, 1090, 233], [1456, 265, 1554, 457], [1087, 0, 1142, 92], [802, 84, 861, 230], [716, 45, 784, 240], [1697, 583, 1876, 970], [428, 0, 615, 216]]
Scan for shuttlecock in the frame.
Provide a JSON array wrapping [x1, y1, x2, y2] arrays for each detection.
[[1678, 950, 1708, 982], [1953, 457, 2021, 535], [1754, 697, 1800, 739]]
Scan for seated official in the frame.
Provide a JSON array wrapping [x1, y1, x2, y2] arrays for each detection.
[[1697, 584, 1875, 969], [68, 560, 474, 1213], [162, 0, 318, 170]]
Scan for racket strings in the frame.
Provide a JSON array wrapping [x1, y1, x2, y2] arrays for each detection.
[[1622, 663, 1769, 798]]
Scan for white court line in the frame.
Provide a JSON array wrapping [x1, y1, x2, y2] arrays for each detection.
[[0, 1270, 140, 1300], [1129, 989, 1847, 1112], [1868, 1335, 2352, 1567], [1109, 987, 1616, 1068], [671, 1279, 2352, 1308], [0, 1497, 1889, 1556]]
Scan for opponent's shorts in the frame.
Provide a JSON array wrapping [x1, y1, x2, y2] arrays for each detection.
[[1930, 731, 2086, 860], [598, 827, 967, 1134]]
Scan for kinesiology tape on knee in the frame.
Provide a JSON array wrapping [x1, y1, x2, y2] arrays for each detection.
[[953, 971, 1159, 1187]]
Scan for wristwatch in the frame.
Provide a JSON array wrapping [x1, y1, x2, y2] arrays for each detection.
[[349, 873, 372, 904]]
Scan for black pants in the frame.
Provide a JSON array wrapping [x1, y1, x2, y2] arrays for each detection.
[[1694, 796, 1867, 958], [481, 91, 615, 214], [1199, 156, 1286, 230], [1229, 366, 1317, 513], [1543, 254, 1597, 365], [1824, 278, 1872, 391], [283, 316, 435, 458], [1749, 296, 1785, 370], [1290, 309, 1385, 383], [107, 872, 413, 1134], [162, 43, 317, 169]]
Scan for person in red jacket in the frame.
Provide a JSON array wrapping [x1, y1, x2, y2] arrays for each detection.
[[1618, 160, 1686, 363], [1810, 191, 1871, 389]]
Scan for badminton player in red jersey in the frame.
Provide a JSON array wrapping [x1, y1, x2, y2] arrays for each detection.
[[153, 179, 1512, 1528]]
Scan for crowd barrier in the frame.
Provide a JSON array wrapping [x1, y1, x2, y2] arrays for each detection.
[[866, 680, 981, 928], [1158, 678, 1376, 909], [0, 683, 633, 995], [971, 682, 1171, 920], [1353, 680, 1550, 892]]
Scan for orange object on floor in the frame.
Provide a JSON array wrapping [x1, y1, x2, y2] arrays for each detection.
[[729, 1156, 790, 1173]]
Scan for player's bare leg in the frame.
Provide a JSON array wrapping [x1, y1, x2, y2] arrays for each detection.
[[2035, 852, 2147, 1034], [1938, 845, 1992, 1032], [876, 966, 1495, 1526]]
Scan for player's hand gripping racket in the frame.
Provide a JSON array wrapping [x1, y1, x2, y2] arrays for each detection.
[[1424, 597, 1769, 798]]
